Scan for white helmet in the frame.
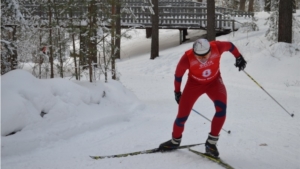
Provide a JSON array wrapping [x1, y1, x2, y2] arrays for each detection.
[[193, 39, 211, 56]]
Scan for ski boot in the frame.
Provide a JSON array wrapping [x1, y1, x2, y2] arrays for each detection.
[[205, 133, 219, 157], [158, 137, 181, 151]]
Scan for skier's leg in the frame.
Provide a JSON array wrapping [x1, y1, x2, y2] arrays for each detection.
[[159, 78, 205, 150], [205, 77, 227, 157], [206, 77, 227, 136], [172, 78, 205, 139]]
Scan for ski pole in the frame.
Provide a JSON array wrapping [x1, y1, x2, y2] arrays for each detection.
[[242, 70, 294, 117], [192, 108, 231, 134]]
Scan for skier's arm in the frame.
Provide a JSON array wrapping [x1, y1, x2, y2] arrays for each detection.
[[215, 41, 242, 58], [174, 54, 189, 92], [216, 41, 246, 71]]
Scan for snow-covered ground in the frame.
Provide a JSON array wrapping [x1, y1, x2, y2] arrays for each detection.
[[1, 11, 300, 169], [120, 29, 207, 59]]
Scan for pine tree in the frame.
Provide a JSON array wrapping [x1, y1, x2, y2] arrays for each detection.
[[1, 0, 27, 74], [265, 0, 279, 42]]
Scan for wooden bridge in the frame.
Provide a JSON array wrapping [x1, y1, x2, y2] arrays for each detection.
[[120, 2, 253, 30], [23, 1, 253, 29], [122, 4, 253, 42], [21, 0, 253, 43]]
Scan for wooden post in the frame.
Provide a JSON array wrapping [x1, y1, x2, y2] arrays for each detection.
[[179, 28, 189, 44], [146, 28, 152, 38], [179, 29, 183, 44]]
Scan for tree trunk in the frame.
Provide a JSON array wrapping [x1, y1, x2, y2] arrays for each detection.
[[248, 0, 254, 12], [103, 38, 108, 83], [88, 3, 93, 82], [48, 0, 54, 78], [39, 32, 43, 79], [111, 0, 116, 80], [71, 33, 78, 80], [278, 0, 293, 43], [79, 27, 87, 68], [53, 0, 63, 78], [88, 0, 98, 82], [11, 26, 18, 71], [69, 7, 79, 80], [59, 29, 63, 78], [151, 0, 159, 60], [206, 0, 215, 41], [239, 0, 246, 11], [115, 0, 121, 59]]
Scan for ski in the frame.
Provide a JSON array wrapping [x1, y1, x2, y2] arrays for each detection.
[[189, 148, 235, 169], [90, 143, 204, 160]]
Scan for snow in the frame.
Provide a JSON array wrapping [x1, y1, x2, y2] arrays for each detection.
[[1, 11, 300, 169]]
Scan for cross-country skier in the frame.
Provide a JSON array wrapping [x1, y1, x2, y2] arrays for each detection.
[[158, 38, 247, 157]]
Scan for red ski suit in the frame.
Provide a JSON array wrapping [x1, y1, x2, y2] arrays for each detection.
[[173, 41, 242, 138]]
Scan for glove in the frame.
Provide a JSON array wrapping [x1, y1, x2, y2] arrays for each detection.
[[235, 55, 247, 71], [174, 91, 182, 104]]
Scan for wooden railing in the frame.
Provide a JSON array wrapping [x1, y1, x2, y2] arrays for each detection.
[[120, 6, 251, 30]]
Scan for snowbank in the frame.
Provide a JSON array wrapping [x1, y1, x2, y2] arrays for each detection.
[[1, 70, 144, 156]]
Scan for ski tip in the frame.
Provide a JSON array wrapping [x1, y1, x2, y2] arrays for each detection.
[[90, 156, 101, 160]]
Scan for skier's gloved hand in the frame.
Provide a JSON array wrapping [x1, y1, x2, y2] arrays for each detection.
[[174, 91, 182, 104], [235, 55, 247, 71]]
